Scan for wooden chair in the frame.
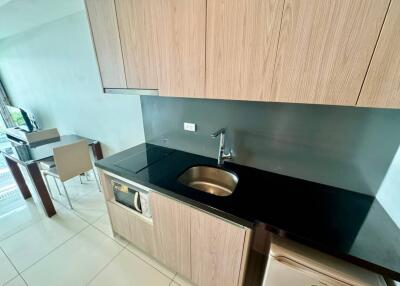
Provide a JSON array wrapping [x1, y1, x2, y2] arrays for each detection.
[[41, 140, 100, 209]]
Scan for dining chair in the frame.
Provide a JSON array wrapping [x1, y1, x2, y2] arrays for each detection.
[[41, 140, 100, 209], [39, 158, 89, 184]]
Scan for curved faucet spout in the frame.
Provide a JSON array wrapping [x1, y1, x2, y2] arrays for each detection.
[[211, 128, 232, 165]]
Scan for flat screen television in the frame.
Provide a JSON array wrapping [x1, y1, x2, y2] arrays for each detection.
[[6, 105, 38, 132]]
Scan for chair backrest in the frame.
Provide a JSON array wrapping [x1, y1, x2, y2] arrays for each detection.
[[53, 140, 92, 182]]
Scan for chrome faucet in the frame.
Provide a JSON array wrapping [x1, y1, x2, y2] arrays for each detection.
[[211, 128, 232, 165]]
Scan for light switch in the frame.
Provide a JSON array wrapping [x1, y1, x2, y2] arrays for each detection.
[[184, 122, 196, 132]]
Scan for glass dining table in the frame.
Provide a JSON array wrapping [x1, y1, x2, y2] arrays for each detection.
[[1, 134, 103, 217]]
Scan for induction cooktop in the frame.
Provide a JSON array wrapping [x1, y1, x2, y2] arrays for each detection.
[[114, 145, 175, 174]]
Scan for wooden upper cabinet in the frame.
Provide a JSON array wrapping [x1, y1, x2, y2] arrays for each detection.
[[87, 0, 398, 107], [206, 0, 285, 101], [85, 0, 127, 88], [357, 0, 400, 108], [156, 0, 206, 98], [115, 0, 206, 97], [271, 0, 390, 105], [115, 0, 159, 89]]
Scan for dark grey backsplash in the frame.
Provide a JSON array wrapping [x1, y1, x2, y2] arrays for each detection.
[[140, 95, 400, 196]]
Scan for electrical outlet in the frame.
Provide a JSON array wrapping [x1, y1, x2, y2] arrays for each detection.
[[184, 122, 196, 132]]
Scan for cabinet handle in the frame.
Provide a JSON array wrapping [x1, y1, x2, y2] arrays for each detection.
[[133, 192, 142, 212]]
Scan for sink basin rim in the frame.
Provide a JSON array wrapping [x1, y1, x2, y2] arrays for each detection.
[[177, 165, 239, 196]]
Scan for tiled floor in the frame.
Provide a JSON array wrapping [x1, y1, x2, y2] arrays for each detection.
[[0, 174, 194, 286]]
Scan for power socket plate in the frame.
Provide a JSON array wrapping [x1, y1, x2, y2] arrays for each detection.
[[184, 122, 196, 132]]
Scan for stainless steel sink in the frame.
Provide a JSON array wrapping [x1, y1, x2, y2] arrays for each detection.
[[177, 166, 238, 196]]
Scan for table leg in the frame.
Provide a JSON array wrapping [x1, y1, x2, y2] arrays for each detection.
[[90, 141, 103, 192], [4, 156, 32, 199], [26, 162, 56, 217], [91, 141, 103, 160]]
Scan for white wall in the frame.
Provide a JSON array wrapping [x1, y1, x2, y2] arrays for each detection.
[[0, 11, 145, 156], [0, 0, 83, 39]]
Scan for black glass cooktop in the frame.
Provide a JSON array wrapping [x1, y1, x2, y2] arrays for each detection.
[[114, 145, 174, 174]]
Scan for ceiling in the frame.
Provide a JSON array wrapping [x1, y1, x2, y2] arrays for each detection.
[[0, 0, 84, 40]]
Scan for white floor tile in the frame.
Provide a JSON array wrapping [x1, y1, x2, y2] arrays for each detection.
[[0, 172, 188, 286], [4, 276, 27, 286], [49, 178, 100, 206], [0, 208, 88, 271], [92, 214, 128, 246], [67, 177, 98, 197], [170, 282, 181, 286], [21, 226, 123, 286], [71, 191, 107, 223], [73, 208, 106, 224], [0, 249, 18, 285], [126, 243, 176, 279], [92, 214, 113, 236], [89, 249, 171, 286], [0, 198, 46, 241]]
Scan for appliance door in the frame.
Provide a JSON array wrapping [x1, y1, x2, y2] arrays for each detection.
[[139, 192, 151, 218], [263, 256, 348, 286], [112, 180, 142, 213]]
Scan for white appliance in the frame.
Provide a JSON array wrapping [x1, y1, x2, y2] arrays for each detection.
[[111, 179, 152, 218], [262, 235, 386, 286], [5, 127, 60, 146]]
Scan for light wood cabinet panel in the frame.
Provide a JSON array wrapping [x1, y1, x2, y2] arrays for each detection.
[[85, 0, 126, 88], [107, 201, 155, 254], [116, 0, 206, 97], [107, 201, 131, 240], [115, 0, 159, 89], [127, 208, 155, 255], [271, 0, 390, 105], [191, 208, 250, 286], [156, 0, 206, 98], [357, 0, 400, 108], [150, 192, 191, 279], [97, 169, 114, 201], [206, 0, 284, 101]]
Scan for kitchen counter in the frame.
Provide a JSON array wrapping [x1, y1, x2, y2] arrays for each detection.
[[95, 143, 400, 281]]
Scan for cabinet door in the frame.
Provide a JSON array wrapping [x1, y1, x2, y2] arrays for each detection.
[[85, 0, 126, 88], [116, 0, 206, 97], [151, 193, 191, 279], [115, 0, 159, 89], [191, 208, 250, 286], [271, 0, 390, 105], [107, 201, 131, 240], [156, 0, 206, 98], [127, 209, 155, 255], [206, 0, 284, 101], [357, 0, 400, 108], [107, 202, 155, 254]]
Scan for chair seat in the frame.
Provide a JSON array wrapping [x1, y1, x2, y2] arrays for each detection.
[[39, 157, 56, 170], [42, 167, 59, 178]]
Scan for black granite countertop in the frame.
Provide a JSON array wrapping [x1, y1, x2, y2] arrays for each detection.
[[95, 143, 400, 281]]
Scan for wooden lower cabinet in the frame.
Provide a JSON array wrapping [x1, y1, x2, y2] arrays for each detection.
[[191, 207, 251, 286], [107, 201, 131, 239], [151, 192, 252, 286], [106, 190, 251, 286], [150, 192, 192, 279], [107, 201, 155, 255]]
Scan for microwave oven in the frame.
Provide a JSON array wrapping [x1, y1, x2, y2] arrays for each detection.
[[111, 179, 151, 218]]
